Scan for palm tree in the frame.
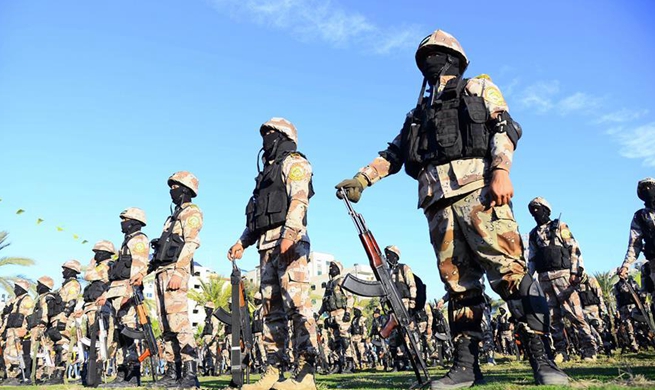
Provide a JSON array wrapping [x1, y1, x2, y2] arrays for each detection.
[[0, 231, 35, 296], [187, 275, 231, 310], [593, 270, 618, 311]]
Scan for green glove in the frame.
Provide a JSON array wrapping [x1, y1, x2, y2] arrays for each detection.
[[335, 173, 369, 203]]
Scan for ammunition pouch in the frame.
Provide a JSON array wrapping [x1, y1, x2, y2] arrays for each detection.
[[395, 281, 411, 299], [6, 312, 25, 329], [46, 293, 65, 319], [151, 233, 184, 266], [26, 310, 42, 330], [252, 319, 263, 334], [533, 245, 571, 273], [579, 289, 601, 307], [109, 254, 132, 281], [415, 310, 428, 323], [46, 327, 63, 342], [351, 320, 363, 336], [83, 281, 107, 303], [57, 321, 67, 331]]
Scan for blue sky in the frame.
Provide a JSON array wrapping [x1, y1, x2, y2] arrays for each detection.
[[1, 0, 654, 301]]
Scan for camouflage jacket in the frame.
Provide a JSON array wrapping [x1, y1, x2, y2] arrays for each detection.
[[158, 202, 203, 278], [107, 231, 149, 299], [358, 76, 514, 210], [239, 152, 312, 251], [528, 219, 583, 277], [622, 207, 655, 269]]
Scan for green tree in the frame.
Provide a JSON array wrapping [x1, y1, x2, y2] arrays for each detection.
[[0, 231, 35, 295], [188, 275, 231, 310], [593, 270, 618, 311]]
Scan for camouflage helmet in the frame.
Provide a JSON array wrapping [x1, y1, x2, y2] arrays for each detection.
[[415, 29, 469, 71], [120, 207, 147, 226], [204, 301, 215, 309], [14, 279, 30, 292], [37, 276, 55, 290], [168, 171, 199, 197], [528, 197, 552, 213], [637, 177, 655, 200], [260, 117, 298, 145], [384, 245, 401, 259], [93, 240, 116, 254], [62, 259, 82, 273], [329, 260, 343, 274]]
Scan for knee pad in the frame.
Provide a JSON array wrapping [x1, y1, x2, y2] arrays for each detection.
[[506, 274, 549, 333], [448, 293, 485, 336]]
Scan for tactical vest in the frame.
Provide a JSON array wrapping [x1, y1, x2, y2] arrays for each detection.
[[324, 279, 347, 312], [401, 78, 491, 179], [498, 318, 511, 332], [393, 266, 411, 299], [351, 318, 363, 335], [531, 220, 572, 273], [27, 292, 58, 329], [252, 317, 263, 334], [83, 280, 107, 303], [415, 309, 428, 323], [371, 316, 385, 336], [109, 232, 146, 281], [615, 281, 637, 307], [246, 151, 314, 235], [5, 295, 28, 329], [637, 209, 655, 260], [152, 206, 188, 266], [579, 288, 601, 307], [202, 316, 214, 336]]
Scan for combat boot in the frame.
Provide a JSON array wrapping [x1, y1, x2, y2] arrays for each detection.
[[473, 349, 486, 385], [241, 365, 280, 390], [272, 357, 316, 390], [430, 336, 477, 390], [43, 368, 65, 385], [177, 361, 199, 389], [149, 361, 179, 388], [520, 329, 569, 385]]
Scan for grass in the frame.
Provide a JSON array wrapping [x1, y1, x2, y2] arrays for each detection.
[[2, 351, 654, 389]]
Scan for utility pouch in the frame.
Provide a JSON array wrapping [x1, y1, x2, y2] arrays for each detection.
[[6, 313, 25, 328]]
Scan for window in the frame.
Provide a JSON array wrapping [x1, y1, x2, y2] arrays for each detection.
[[317, 270, 322, 276], [194, 284, 200, 289], [193, 309, 199, 314]]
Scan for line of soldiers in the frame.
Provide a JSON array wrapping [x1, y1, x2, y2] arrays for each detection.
[[1, 170, 204, 389]]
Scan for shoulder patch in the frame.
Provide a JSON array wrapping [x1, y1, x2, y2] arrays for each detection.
[[474, 74, 492, 81], [560, 228, 572, 239], [483, 85, 506, 107], [133, 241, 148, 254], [187, 215, 201, 229], [288, 163, 306, 182]]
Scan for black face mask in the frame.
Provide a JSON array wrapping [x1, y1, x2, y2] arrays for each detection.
[[204, 307, 213, 316], [37, 283, 50, 295], [386, 252, 399, 267], [638, 184, 655, 207], [261, 131, 297, 163], [94, 251, 113, 262], [14, 285, 27, 297], [121, 219, 142, 235], [254, 299, 262, 306], [62, 268, 79, 279], [530, 205, 551, 226], [419, 53, 461, 85], [329, 265, 340, 278], [170, 186, 191, 205]]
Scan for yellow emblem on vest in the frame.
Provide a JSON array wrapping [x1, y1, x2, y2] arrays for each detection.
[[483, 85, 506, 107], [289, 163, 306, 182], [134, 241, 147, 254], [188, 215, 201, 229], [561, 228, 571, 239]]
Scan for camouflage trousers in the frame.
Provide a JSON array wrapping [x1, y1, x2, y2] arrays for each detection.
[[499, 330, 514, 355], [539, 271, 597, 355], [259, 242, 318, 365], [155, 268, 197, 363], [108, 295, 138, 365], [253, 333, 267, 366], [425, 187, 526, 338], [618, 305, 639, 350], [51, 315, 75, 373], [328, 308, 353, 358], [3, 329, 29, 379], [350, 335, 366, 365], [582, 305, 605, 350]]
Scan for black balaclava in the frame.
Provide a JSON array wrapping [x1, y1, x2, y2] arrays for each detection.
[[530, 204, 551, 226], [254, 298, 262, 306], [329, 263, 340, 278], [36, 282, 50, 295], [386, 251, 399, 267], [419, 52, 461, 85], [170, 185, 193, 206], [62, 268, 79, 280], [121, 219, 142, 235], [14, 285, 27, 297], [638, 182, 655, 208], [261, 130, 297, 164], [94, 250, 113, 262]]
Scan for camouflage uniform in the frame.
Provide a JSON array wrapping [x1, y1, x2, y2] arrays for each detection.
[[349, 311, 367, 368], [391, 263, 417, 313], [496, 307, 514, 355], [32, 276, 57, 382], [251, 298, 268, 369], [1, 280, 34, 383], [527, 200, 597, 358], [154, 181, 203, 364], [612, 278, 641, 352], [200, 302, 220, 376], [319, 261, 355, 365], [577, 275, 606, 350], [339, 29, 567, 387], [83, 240, 115, 330]]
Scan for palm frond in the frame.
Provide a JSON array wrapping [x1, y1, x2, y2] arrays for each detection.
[[0, 257, 36, 267]]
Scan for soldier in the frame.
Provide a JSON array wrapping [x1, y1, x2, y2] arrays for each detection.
[[385, 246, 418, 313], [496, 305, 515, 356], [318, 261, 355, 374], [149, 171, 203, 388], [612, 274, 641, 352], [349, 308, 367, 370], [45, 260, 82, 384], [619, 178, 655, 304], [228, 117, 318, 390], [0, 279, 34, 385], [83, 240, 116, 385], [102, 207, 150, 387], [577, 273, 607, 353], [200, 301, 219, 376], [527, 197, 597, 361], [251, 292, 267, 372], [30, 276, 58, 384], [336, 29, 567, 388], [369, 308, 389, 370], [480, 294, 496, 365], [415, 302, 435, 366]]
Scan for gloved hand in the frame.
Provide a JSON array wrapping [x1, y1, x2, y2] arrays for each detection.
[[343, 312, 351, 322], [618, 266, 629, 279], [335, 173, 369, 203]]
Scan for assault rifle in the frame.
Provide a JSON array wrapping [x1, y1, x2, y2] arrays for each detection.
[[213, 260, 253, 387], [121, 285, 160, 383], [625, 277, 655, 335], [337, 189, 430, 389]]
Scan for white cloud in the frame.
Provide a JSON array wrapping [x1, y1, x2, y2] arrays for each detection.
[[209, 0, 420, 54], [595, 108, 650, 124], [556, 92, 603, 114], [516, 80, 559, 113], [608, 122, 655, 166]]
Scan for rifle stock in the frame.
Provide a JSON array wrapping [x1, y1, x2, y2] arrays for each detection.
[[133, 286, 159, 383]]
